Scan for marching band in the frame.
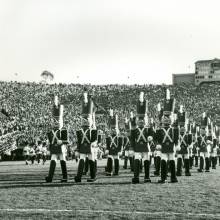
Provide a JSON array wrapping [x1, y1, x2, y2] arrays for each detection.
[[19, 89, 220, 184]]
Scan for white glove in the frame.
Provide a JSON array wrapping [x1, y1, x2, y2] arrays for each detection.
[[148, 136, 153, 142], [57, 140, 62, 145], [188, 144, 193, 149], [105, 150, 109, 155], [175, 145, 181, 151], [156, 145, 161, 150], [196, 147, 199, 151]]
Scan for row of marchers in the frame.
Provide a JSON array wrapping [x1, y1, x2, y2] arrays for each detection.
[[45, 90, 220, 184]]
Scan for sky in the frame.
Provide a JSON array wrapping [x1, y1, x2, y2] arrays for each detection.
[[0, 0, 220, 85]]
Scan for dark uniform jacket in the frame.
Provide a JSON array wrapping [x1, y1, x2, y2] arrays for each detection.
[[197, 135, 208, 153], [178, 132, 192, 154], [76, 128, 97, 154], [47, 127, 68, 154], [106, 135, 123, 155], [155, 126, 179, 153], [192, 141, 198, 154], [131, 127, 154, 153], [123, 135, 132, 151]]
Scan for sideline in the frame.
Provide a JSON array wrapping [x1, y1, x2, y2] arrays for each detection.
[[0, 208, 220, 218]]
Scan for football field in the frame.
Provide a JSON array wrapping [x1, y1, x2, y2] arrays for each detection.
[[0, 159, 220, 219]]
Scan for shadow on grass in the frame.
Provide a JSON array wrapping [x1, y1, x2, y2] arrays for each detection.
[[0, 178, 164, 189]]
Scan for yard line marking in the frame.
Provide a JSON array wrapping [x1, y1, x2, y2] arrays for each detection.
[[0, 208, 220, 218]]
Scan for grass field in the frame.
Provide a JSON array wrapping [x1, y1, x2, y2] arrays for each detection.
[[1, 159, 220, 219]]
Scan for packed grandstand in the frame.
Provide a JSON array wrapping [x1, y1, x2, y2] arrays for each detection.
[[0, 81, 220, 157]]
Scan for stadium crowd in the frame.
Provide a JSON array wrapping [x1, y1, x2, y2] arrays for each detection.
[[1, 80, 220, 157]]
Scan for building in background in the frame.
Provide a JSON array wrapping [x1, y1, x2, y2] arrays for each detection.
[[195, 58, 220, 85], [173, 58, 220, 86]]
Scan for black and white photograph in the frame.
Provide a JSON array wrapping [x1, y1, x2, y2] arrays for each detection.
[[1, 0, 220, 219]]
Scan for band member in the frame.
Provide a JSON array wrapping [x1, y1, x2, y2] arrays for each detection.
[[217, 144, 220, 166], [197, 113, 209, 173], [97, 129, 104, 160], [156, 89, 179, 183], [211, 137, 218, 169], [83, 112, 97, 176], [36, 140, 43, 164], [149, 118, 156, 167], [176, 106, 192, 176], [187, 123, 193, 169], [23, 141, 30, 165], [130, 112, 137, 171], [45, 96, 68, 182], [42, 142, 47, 165], [75, 92, 98, 182], [131, 92, 154, 184], [123, 116, 134, 171], [210, 125, 218, 169], [105, 109, 123, 176], [154, 103, 163, 176], [191, 123, 198, 167]]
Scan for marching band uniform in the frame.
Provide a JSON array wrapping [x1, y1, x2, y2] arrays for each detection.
[[105, 110, 123, 176], [210, 138, 218, 169], [41, 142, 47, 165], [217, 145, 220, 166], [154, 104, 163, 176], [130, 113, 137, 172], [197, 113, 209, 173], [36, 140, 43, 164], [176, 107, 192, 176], [131, 92, 154, 184], [75, 92, 98, 182], [156, 89, 179, 183], [83, 112, 98, 176], [191, 123, 198, 167], [192, 135, 199, 167], [45, 96, 68, 182], [148, 118, 156, 168], [123, 117, 134, 171], [187, 124, 193, 169], [97, 129, 104, 160], [210, 125, 218, 169], [93, 113, 99, 175]]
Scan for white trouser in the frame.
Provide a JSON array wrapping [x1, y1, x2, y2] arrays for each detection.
[[125, 150, 134, 157], [177, 154, 189, 159], [155, 150, 162, 157], [199, 152, 210, 158], [161, 153, 175, 161], [51, 145, 67, 161], [134, 152, 150, 161], [211, 148, 217, 157], [79, 147, 97, 161], [211, 152, 217, 157]]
